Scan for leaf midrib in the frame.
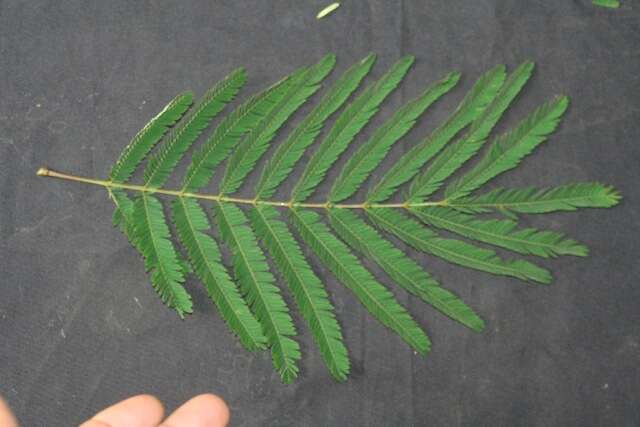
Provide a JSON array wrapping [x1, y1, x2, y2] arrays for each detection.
[[416, 208, 565, 253], [142, 194, 179, 309], [451, 193, 602, 210], [368, 209, 527, 279]]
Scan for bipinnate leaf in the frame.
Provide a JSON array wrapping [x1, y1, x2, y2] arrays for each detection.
[[37, 53, 621, 383]]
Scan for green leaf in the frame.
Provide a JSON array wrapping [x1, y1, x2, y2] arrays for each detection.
[[592, 0, 620, 8], [255, 54, 372, 200], [172, 197, 267, 350], [329, 71, 460, 202], [214, 202, 300, 383], [41, 53, 623, 383], [367, 208, 551, 284], [367, 64, 506, 203], [446, 96, 569, 200], [290, 209, 430, 354], [250, 205, 350, 381], [110, 92, 193, 184], [110, 94, 193, 228], [181, 75, 290, 193], [412, 206, 588, 258], [144, 69, 246, 188], [291, 55, 414, 202], [220, 57, 335, 195], [132, 194, 193, 317], [407, 61, 534, 202], [111, 189, 135, 233], [328, 209, 484, 332], [451, 183, 621, 214]]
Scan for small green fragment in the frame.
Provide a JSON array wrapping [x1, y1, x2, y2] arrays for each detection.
[[317, 2, 340, 19], [592, 0, 620, 8]]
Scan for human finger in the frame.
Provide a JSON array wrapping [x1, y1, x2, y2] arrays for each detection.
[[160, 394, 229, 427], [0, 397, 19, 427], [79, 394, 164, 427]]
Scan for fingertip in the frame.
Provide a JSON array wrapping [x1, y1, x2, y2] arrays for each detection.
[[136, 394, 165, 411], [194, 394, 230, 426], [0, 397, 19, 427], [81, 394, 165, 427], [162, 393, 230, 427]]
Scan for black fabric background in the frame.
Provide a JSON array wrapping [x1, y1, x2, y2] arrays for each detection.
[[1, 1, 639, 426]]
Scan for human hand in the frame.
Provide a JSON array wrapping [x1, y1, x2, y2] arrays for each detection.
[[0, 393, 230, 427]]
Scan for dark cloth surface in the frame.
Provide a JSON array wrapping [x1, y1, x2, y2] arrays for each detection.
[[1, 1, 638, 426]]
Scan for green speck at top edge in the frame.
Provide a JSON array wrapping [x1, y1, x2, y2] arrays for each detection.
[[317, 2, 340, 19], [592, 0, 620, 8]]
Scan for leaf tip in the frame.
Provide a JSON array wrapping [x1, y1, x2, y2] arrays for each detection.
[[362, 52, 377, 66], [557, 95, 570, 108], [402, 54, 416, 65], [574, 244, 590, 257], [321, 53, 338, 66], [448, 70, 462, 83], [178, 90, 195, 104], [607, 185, 623, 206]]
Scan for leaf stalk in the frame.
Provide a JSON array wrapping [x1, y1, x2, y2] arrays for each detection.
[[37, 167, 446, 210]]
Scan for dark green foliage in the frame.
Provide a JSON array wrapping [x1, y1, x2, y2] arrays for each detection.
[[172, 197, 267, 350], [291, 209, 430, 353], [291, 55, 413, 201], [250, 205, 349, 381], [367, 208, 552, 284], [328, 209, 484, 331], [132, 194, 193, 317], [144, 69, 246, 188], [42, 54, 620, 383], [214, 202, 300, 383]]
